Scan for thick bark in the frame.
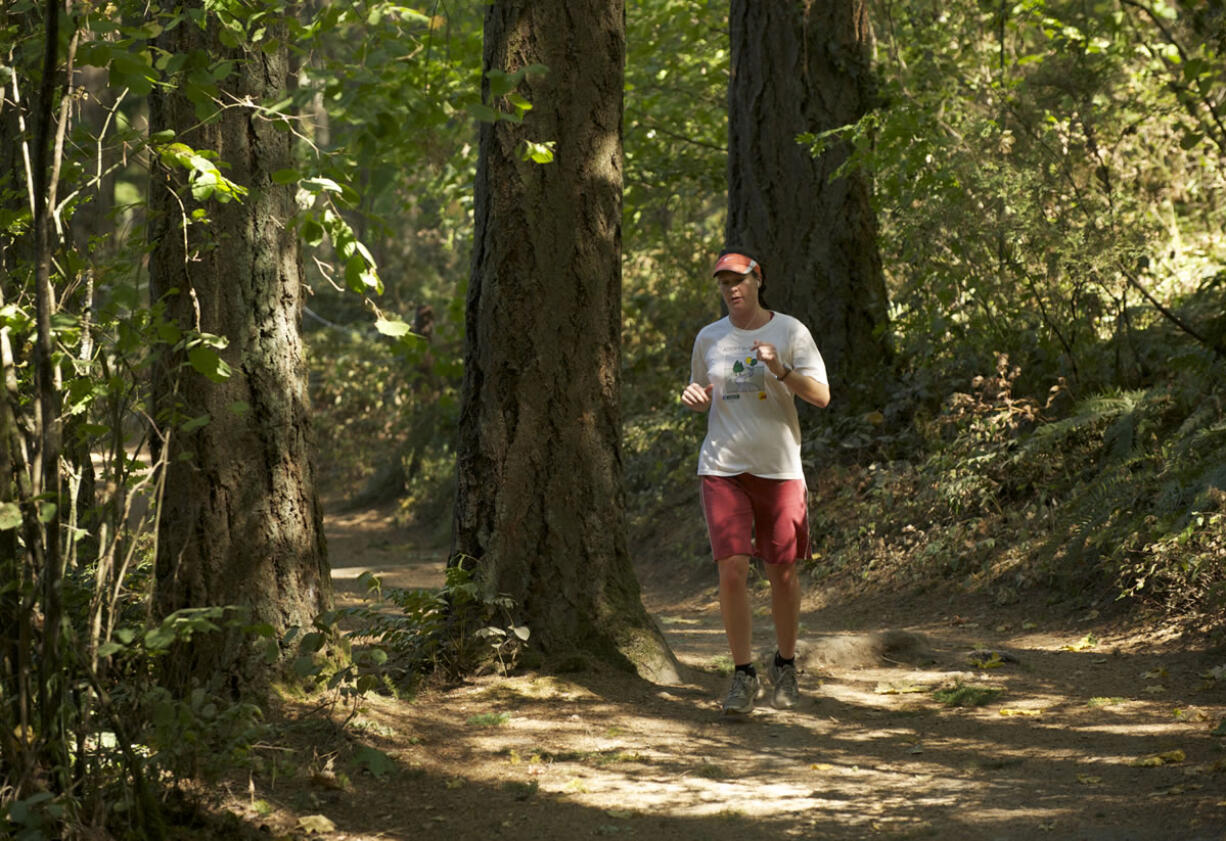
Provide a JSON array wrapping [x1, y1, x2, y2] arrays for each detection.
[[454, 0, 677, 682], [727, 0, 891, 409], [148, 6, 328, 687]]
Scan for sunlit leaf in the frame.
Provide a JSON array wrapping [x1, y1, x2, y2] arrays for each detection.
[[1062, 633, 1098, 652], [374, 318, 415, 338], [297, 814, 336, 833]]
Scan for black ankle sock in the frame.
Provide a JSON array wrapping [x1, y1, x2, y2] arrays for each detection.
[[774, 651, 794, 668], [734, 663, 757, 678]]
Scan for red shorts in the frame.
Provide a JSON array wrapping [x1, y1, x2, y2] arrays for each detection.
[[700, 474, 809, 565]]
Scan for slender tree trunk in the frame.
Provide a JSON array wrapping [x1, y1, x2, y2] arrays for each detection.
[[454, 0, 677, 682], [148, 4, 329, 688], [727, 0, 891, 409]]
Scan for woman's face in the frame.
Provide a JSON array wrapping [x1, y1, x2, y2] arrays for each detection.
[[716, 270, 759, 314]]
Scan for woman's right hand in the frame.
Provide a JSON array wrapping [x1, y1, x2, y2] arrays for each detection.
[[681, 382, 714, 412]]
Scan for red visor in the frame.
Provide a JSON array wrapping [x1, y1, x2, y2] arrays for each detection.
[[712, 252, 760, 277]]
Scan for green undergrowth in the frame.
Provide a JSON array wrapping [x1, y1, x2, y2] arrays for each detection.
[[801, 353, 1226, 626]]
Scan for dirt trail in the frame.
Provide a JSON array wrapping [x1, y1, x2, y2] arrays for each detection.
[[241, 506, 1226, 841]]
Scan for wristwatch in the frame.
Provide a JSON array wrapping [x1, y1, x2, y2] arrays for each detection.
[[777, 365, 793, 381]]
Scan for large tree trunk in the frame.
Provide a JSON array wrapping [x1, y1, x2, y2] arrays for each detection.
[[727, 0, 891, 410], [454, 0, 677, 682], [148, 4, 329, 688]]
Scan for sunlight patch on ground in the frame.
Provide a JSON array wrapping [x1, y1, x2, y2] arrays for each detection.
[[1042, 721, 1203, 737]]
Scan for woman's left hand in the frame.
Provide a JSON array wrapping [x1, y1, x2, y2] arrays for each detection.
[[752, 340, 785, 378]]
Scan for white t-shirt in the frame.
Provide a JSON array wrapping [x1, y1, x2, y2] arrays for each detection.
[[689, 312, 828, 480]]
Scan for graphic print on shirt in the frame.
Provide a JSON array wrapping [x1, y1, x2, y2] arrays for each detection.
[[723, 353, 768, 401]]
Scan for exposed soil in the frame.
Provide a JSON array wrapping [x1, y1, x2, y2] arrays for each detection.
[[215, 502, 1226, 841]]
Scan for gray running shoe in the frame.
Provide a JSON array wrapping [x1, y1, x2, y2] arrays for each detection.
[[721, 671, 760, 715], [768, 660, 799, 709]]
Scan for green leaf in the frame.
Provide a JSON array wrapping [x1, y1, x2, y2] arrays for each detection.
[[507, 92, 533, 115], [486, 68, 522, 97], [188, 345, 232, 382], [271, 168, 301, 184], [292, 655, 318, 677], [466, 102, 500, 124], [144, 625, 176, 651], [374, 318, 414, 338], [1180, 131, 1204, 150], [353, 746, 396, 779], [520, 140, 555, 164], [300, 631, 325, 653], [299, 218, 325, 246], [180, 414, 211, 433], [97, 641, 125, 659], [344, 255, 382, 294], [300, 176, 343, 194]]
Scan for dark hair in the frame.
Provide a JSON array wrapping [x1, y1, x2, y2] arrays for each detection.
[[719, 246, 769, 308]]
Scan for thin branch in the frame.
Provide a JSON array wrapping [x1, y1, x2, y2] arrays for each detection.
[[1119, 264, 1226, 358], [630, 123, 725, 152]]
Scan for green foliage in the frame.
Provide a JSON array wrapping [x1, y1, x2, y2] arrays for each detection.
[[334, 563, 530, 681], [806, 346, 1226, 618], [934, 682, 1002, 707], [3, 792, 64, 841], [812, 0, 1226, 402]]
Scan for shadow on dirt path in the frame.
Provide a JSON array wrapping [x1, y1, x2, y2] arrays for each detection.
[[236, 505, 1226, 841]]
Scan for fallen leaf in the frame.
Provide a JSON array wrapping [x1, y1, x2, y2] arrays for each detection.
[[1132, 749, 1186, 767], [1142, 666, 1169, 681], [1063, 633, 1098, 652], [1077, 774, 1102, 785], [874, 682, 931, 695], [999, 708, 1043, 717], [297, 814, 336, 834], [1149, 785, 1192, 797], [1142, 685, 1167, 695], [353, 745, 397, 779]]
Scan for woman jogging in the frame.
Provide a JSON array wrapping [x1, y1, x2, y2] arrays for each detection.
[[680, 248, 831, 715]]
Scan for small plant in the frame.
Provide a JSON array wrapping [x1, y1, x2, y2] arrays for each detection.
[[465, 712, 512, 728], [933, 682, 1002, 707], [335, 561, 530, 680]]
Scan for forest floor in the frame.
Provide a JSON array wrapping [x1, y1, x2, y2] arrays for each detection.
[[209, 500, 1226, 841]]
